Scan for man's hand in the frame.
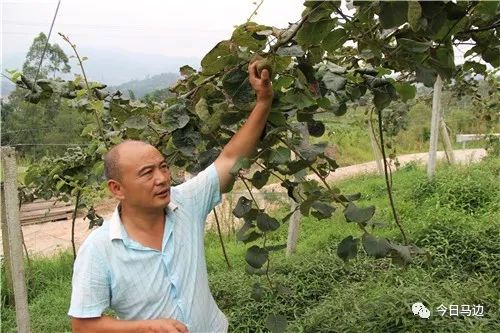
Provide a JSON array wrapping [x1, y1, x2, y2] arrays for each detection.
[[145, 318, 189, 333], [72, 316, 189, 333], [214, 59, 274, 193], [248, 59, 274, 103]]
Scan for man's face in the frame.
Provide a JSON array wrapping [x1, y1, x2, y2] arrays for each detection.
[[113, 143, 171, 211]]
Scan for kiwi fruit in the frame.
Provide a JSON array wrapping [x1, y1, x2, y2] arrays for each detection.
[[251, 55, 275, 78], [257, 59, 275, 78]]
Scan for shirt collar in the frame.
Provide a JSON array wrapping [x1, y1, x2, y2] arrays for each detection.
[[109, 201, 179, 241]]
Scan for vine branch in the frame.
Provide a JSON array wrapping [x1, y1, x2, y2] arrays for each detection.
[[213, 209, 232, 269], [376, 110, 408, 245]]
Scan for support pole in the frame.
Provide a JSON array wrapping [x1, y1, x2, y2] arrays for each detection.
[[286, 124, 308, 256], [427, 75, 443, 180], [1, 147, 31, 333], [440, 117, 455, 163]]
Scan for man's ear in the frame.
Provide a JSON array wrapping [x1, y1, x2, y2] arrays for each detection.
[[107, 179, 125, 200]]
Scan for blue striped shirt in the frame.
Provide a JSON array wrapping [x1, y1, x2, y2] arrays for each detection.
[[68, 163, 228, 332]]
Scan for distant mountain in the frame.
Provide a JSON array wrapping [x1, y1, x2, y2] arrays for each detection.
[[1, 47, 199, 97], [112, 72, 179, 98]]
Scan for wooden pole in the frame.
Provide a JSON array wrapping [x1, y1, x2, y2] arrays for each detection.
[[1, 147, 31, 333], [427, 75, 443, 180], [440, 117, 455, 163], [1, 182, 15, 304], [286, 124, 308, 256], [368, 122, 384, 175]]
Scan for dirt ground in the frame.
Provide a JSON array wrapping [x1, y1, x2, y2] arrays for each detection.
[[1, 148, 486, 258]]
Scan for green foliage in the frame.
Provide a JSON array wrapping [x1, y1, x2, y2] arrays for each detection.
[[2, 160, 499, 332], [6, 2, 500, 329], [412, 160, 499, 214]]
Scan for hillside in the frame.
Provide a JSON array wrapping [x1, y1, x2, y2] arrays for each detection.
[[111, 72, 179, 98]]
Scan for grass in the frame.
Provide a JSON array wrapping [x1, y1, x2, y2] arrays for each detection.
[[2, 157, 499, 332]]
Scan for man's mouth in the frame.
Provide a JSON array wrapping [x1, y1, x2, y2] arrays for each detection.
[[155, 188, 170, 197]]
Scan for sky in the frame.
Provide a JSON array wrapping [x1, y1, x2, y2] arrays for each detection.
[[2, 0, 306, 60]]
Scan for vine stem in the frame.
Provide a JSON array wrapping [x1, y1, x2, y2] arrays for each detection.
[[376, 110, 408, 245], [246, 0, 264, 22], [59, 33, 108, 149], [255, 161, 285, 182], [240, 176, 260, 210], [262, 233, 273, 290], [277, 137, 347, 208], [213, 209, 232, 269], [71, 190, 82, 261]]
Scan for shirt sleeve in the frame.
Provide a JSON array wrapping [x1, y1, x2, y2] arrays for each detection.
[[175, 162, 222, 220], [68, 238, 110, 318]]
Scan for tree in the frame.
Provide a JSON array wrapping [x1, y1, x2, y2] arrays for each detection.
[[22, 32, 71, 80]]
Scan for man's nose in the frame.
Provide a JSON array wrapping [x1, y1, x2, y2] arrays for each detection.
[[154, 168, 170, 184]]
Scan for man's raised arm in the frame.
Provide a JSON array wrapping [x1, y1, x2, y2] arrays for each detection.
[[214, 60, 274, 193]]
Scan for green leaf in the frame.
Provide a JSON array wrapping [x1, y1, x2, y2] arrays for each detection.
[[264, 244, 286, 252], [276, 45, 305, 57], [397, 38, 430, 53], [251, 170, 270, 189], [343, 202, 375, 224], [195, 98, 210, 122], [379, 1, 408, 29], [430, 46, 455, 80], [179, 65, 196, 76], [463, 61, 486, 74], [245, 245, 268, 269], [124, 115, 149, 130], [296, 18, 335, 47], [481, 48, 500, 68], [229, 157, 250, 176], [407, 1, 422, 30], [332, 102, 347, 116], [265, 314, 287, 333], [56, 180, 65, 191], [394, 82, 416, 102], [373, 90, 391, 110], [201, 41, 238, 75], [162, 103, 190, 132], [323, 28, 348, 53], [222, 67, 255, 110], [256, 212, 280, 232], [307, 121, 325, 137], [322, 72, 347, 91], [362, 233, 391, 259], [233, 196, 253, 218], [274, 75, 294, 90], [337, 235, 359, 262], [416, 65, 437, 87], [281, 90, 315, 108], [269, 147, 291, 165], [268, 112, 288, 127], [388, 243, 413, 265], [474, 1, 500, 21], [251, 282, 263, 301], [311, 201, 335, 219], [231, 22, 268, 51], [339, 192, 361, 202], [241, 231, 262, 244], [171, 125, 200, 157]]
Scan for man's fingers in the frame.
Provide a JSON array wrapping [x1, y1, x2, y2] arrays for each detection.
[[173, 322, 189, 333], [248, 61, 258, 77], [260, 68, 270, 82]]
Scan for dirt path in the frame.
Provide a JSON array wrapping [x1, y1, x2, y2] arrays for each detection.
[[2, 148, 486, 258]]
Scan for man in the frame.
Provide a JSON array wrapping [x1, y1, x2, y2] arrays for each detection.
[[68, 60, 273, 333]]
